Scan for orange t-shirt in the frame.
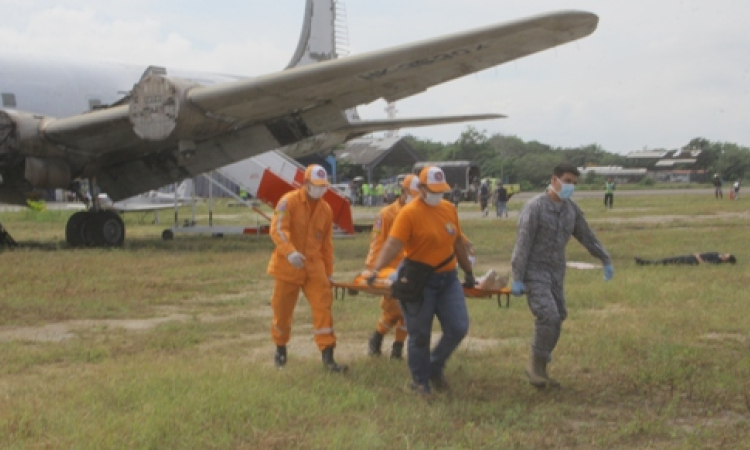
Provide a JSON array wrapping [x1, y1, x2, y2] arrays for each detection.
[[389, 198, 460, 272]]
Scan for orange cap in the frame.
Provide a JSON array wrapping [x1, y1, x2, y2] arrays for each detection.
[[304, 164, 329, 186], [418, 166, 450, 193], [402, 174, 420, 197]]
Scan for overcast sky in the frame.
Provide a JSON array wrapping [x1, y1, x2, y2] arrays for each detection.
[[2, 0, 749, 154]]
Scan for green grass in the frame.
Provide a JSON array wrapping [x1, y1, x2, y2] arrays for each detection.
[[1, 195, 749, 449]]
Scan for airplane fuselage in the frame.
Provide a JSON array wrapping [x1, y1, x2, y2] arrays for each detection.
[[0, 53, 242, 120]]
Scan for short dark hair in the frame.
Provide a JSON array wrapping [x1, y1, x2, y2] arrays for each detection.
[[728, 255, 737, 264], [553, 162, 580, 178]]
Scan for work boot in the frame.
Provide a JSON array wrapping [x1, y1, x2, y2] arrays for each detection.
[[274, 345, 287, 369], [390, 341, 404, 360], [410, 381, 432, 399], [525, 350, 560, 388], [368, 331, 383, 356], [322, 346, 348, 373], [429, 372, 450, 393]]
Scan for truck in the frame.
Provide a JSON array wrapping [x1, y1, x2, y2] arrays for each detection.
[[412, 161, 480, 201], [481, 177, 521, 196]]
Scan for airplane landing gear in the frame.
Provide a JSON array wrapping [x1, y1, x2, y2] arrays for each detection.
[[66, 177, 126, 248], [0, 222, 18, 248], [65, 210, 125, 248]]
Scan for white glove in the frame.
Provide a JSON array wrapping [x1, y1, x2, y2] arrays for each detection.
[[287, 251, 306, 268]]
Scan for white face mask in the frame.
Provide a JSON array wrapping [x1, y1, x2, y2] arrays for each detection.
[[306, 185, 326, 199], [423, 191, 443, 206]]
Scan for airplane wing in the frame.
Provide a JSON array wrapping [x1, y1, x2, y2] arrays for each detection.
[[18, 11, 597, 200], [106, 202, 188, 213]]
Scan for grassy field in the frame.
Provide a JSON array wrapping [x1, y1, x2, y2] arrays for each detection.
[[1, 194, 749, 449]]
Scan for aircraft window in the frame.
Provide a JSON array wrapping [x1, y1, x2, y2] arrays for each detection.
[[89, 99, 102, 110], [1, 93, 16, 108]]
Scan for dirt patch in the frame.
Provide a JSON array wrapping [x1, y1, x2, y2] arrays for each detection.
[[0, 310, 261, 343], [581, 304, 634, 317], [0, 314, 192, 343], [588, 211, 750, 224], [700, 332, 747, 345]]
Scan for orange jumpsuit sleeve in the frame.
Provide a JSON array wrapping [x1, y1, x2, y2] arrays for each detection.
[[270, 195, 296, 257], [365, 210, 388, 270]]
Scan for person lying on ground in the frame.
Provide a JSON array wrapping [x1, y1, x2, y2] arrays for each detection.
[[634, 253, 737, 266]]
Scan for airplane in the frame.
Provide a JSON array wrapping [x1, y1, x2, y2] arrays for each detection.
[[0, 0, 598, 247], [97, 178, 196, 213]]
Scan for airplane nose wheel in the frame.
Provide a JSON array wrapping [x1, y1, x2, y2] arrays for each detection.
[[66, 211, 125, 248]]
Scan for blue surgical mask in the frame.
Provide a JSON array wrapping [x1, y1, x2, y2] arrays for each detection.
[[551, 177, 575, 199]]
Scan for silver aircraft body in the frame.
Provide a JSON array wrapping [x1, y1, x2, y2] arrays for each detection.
[[0, 0, 598, 246], [98, 179, 196, 213]]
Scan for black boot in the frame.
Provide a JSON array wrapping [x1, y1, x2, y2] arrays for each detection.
[[322, 346, 348, 373], [368, 331, 384, 356], [274, 345, 287, 369], [390, 341, 404, 359]]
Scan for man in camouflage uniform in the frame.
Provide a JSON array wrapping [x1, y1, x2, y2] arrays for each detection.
[[511, 162, 614, 388]]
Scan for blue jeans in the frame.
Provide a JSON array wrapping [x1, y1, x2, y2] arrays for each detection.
[[402, 270, 469, 390], [496, 201, 508, 217]]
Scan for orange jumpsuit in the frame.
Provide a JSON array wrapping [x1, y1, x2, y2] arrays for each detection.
[[364, 199, 408, 343], [267, 188, 335, 351]]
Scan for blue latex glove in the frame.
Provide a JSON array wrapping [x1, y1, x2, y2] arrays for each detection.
[[511, 280, 526, 297], [604, 264, 614, 281]]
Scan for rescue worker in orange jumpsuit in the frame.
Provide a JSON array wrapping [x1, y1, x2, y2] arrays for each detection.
[[364, 174, 421, 359], [366, 166, 475, 395], [267, 164, 347, 372]]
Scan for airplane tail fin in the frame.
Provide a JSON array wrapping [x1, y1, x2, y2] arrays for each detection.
[[286, 0, 341, 69], [176, 179, 194, 199], [286, 0, 359, 120]]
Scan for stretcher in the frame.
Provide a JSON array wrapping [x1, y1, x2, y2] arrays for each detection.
[[331, 281, 512, 308]]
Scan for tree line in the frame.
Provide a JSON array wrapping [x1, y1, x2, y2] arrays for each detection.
[[404, 128, 750, 189]]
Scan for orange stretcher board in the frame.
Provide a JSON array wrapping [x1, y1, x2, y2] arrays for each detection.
[[331, 281, 512, 308]]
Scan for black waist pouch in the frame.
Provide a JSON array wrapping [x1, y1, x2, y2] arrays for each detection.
[[390, 259, 435, 304], [390, 254, 455, 313]]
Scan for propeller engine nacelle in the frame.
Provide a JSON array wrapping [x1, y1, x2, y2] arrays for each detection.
[[0, 109, 72, 189], [128, 75, 230, 145]]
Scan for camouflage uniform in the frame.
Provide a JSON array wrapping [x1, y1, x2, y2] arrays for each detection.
[[511, 193, 610, 362]]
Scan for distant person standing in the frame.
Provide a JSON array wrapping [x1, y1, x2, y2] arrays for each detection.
[[267, 164, 347, 373], [603, 177, 615, 209], [493, 182, 511, 218], [451, 184, 463, 208], [712, 174, 723, 199], [375, 183, 385, 206], [479, 181, 490, 217], [733, 180, 740, 200], [511, 162, 613, 388]]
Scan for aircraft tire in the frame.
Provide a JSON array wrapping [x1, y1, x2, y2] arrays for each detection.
[[162, 229, 174, 240], [92, 211, 125, 247], [65, 211, 89, 247]]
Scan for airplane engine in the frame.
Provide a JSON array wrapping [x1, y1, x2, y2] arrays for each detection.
[[128, 75, 230, 143], [0, 110, 63, 159], [24, 157, 71, 189]]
